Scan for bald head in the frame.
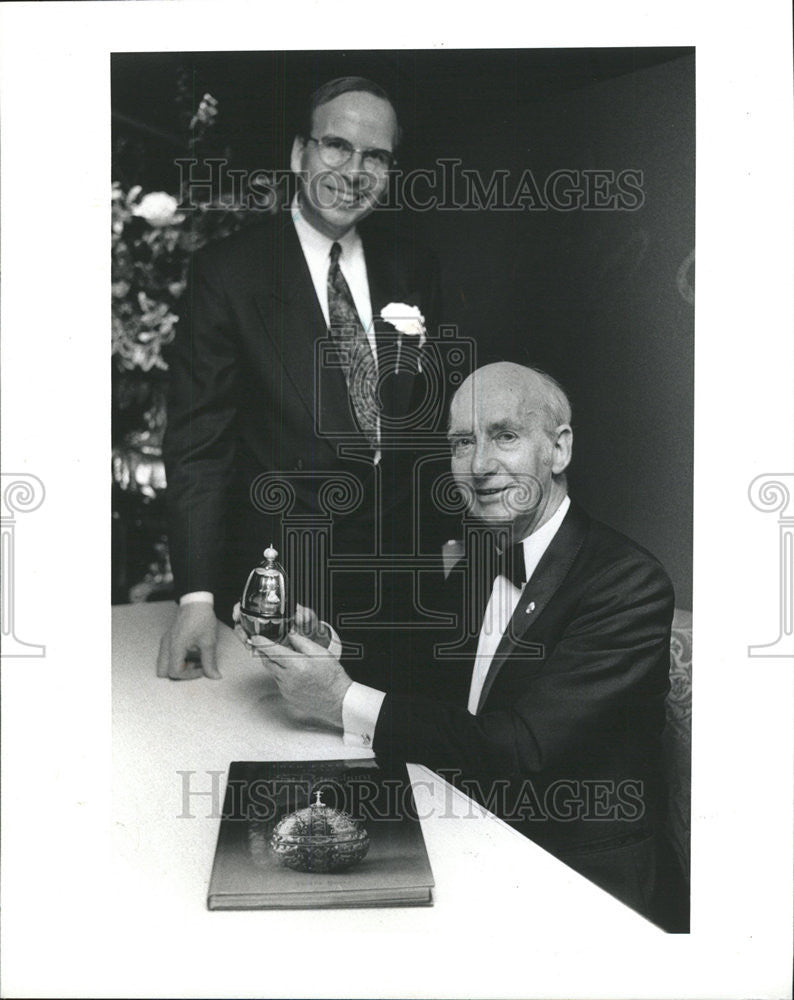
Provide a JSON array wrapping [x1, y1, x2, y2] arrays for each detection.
[[450, 363, 572, 439], [447, 363, 573, 538]]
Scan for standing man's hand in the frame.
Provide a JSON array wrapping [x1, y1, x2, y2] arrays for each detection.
[[157, 602, 221, 680]]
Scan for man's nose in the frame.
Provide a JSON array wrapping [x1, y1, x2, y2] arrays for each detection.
[[470, 440, 497, 477], [339, 152, 376, 190], [338, 149, 367, 177]]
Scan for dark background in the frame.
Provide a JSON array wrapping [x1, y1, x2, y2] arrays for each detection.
[[112, 48, 694, 608]]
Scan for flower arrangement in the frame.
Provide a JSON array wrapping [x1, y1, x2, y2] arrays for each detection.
[[111, 90, 254, 604], [111, 88, 246, 601], [111, 181, 253, 514], [111, 184, 185, 372], [112, 90, 253, 374], [112, 91, 256, 494], [112, 188, 251, 373]]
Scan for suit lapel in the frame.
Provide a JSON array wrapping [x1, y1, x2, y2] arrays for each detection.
[[250, 218, 424, 440], [252, 217, 357, 436], [363, 231, 391, 316], [475, 502, 590, 713], [362, 230, 421, 421]]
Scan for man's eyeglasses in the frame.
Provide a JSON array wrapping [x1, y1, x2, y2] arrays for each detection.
[[307, 136, 395, 173]]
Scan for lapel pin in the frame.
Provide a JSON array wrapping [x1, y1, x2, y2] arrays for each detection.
[[526, 601, 536, 614]]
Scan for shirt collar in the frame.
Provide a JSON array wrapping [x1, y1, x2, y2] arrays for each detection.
[[291, 195, 360, 260], [519, 494, 571, 581]]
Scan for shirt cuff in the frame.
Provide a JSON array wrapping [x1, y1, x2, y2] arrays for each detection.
[[342, 682, 386, 748], [179, 592, 214, 606]]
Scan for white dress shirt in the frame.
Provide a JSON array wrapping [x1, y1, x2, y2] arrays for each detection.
[[342, 496, 572, 745], [179, 205, 378, 607], [291, 200, 376, 355], [466, 494, 570, 713]]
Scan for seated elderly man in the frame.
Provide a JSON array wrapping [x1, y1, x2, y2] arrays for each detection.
[[245, 362, 677, 925]]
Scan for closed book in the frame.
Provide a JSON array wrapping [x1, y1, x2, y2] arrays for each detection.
[[207, 759, 434, 910]]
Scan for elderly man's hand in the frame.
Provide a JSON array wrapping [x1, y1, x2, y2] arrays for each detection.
[[157, 602, 221, 680], [233, 602, 333, 651], [249, 629, 352, 729]]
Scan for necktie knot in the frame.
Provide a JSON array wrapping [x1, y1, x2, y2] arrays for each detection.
[[329, 241, 342, 266]]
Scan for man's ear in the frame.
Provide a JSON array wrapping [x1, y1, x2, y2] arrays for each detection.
[[551, 425, 573, 475], [290, 136, 305, 176]]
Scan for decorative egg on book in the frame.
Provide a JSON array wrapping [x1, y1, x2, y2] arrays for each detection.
[[238, 545, 292, 643], [270, 791, 370, 873]]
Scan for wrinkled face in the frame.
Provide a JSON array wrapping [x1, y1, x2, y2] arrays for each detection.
[[290, 91, 396, 239], [448, 369, 569, 538]]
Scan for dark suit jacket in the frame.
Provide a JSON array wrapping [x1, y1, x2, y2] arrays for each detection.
[[372, 502, 675, 914], [163, 214, 442, 619]]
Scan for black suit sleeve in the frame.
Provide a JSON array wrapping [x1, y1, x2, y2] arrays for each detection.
[[373, 553, 674, 778], [163, 248, 241, 598]]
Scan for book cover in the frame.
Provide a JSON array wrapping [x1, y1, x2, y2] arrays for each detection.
[[207, 759, 435, 909]]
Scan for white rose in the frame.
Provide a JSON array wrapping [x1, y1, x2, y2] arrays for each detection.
[[380, 302, 426, 341], [379, 302, 427, 373], [132, 192, 184, 227]]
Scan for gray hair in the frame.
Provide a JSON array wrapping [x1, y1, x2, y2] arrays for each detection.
[[531, 368, 572, 437]]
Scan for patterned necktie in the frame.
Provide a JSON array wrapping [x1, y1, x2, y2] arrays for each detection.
[[327, 241, 379, 449]]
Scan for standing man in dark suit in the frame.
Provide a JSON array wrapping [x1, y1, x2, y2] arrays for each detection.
[[250, 362, 677, 924], [157, 76, 441, 680]]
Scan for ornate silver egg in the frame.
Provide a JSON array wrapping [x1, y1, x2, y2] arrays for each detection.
[[239, 544, 291, 642], [270, 791, 370, 873]]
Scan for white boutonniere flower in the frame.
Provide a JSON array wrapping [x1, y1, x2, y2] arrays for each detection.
[[379, 302, 426, 373]]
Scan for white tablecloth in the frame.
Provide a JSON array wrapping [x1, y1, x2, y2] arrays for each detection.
[[111, 602, 658, 998]]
